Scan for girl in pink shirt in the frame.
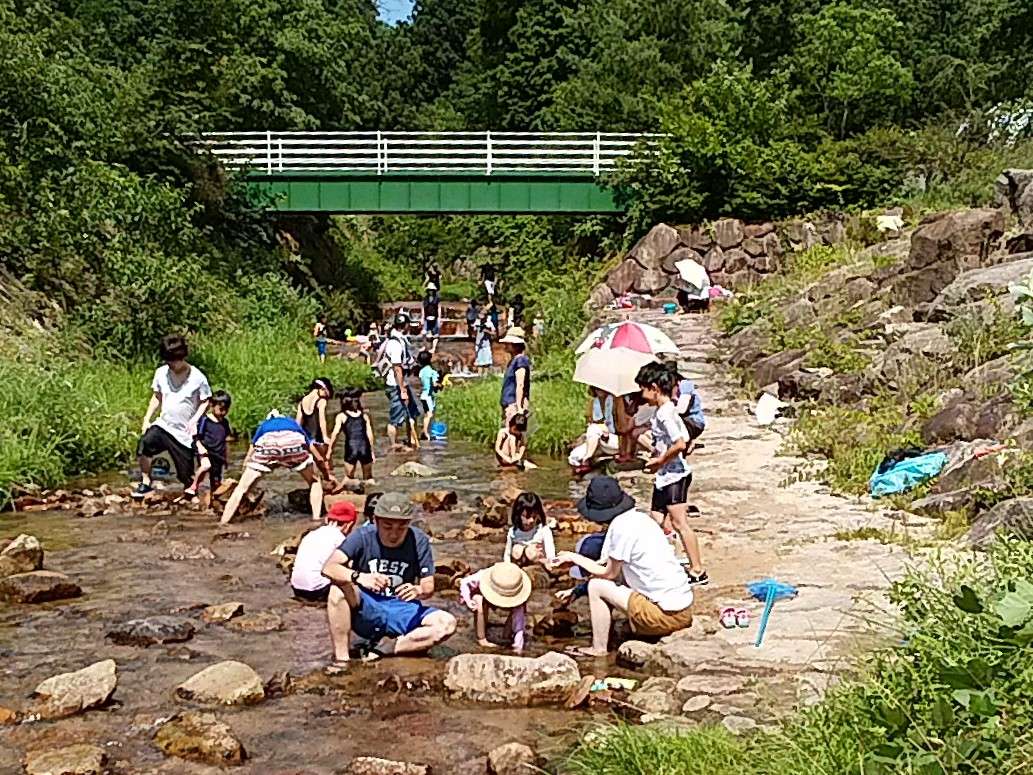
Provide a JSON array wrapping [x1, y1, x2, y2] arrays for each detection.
[[459, 562, 532, 652]]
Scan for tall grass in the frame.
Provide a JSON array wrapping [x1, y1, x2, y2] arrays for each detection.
[[437, 371, 587, 458], [0, 326, 373, 506], [564, 540, 1033, 775]]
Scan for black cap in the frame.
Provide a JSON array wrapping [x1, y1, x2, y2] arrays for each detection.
[[577, 476, 635, 523]]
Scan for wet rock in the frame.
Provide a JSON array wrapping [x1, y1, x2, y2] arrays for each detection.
[[682, 695, 712, 713], [0, 533, 43, 576], [225, 611, 284, 633], [0, 570, 81, 603], [161, 541, 218, 561], [722, 715, 758, 735], [532, 609, 578, 638], [617, 640, 655, 668], [391, 462, 439, 478], [0, 705, 19, 724], [628, 677, 678, 715], [175, 660, 265, 706], [474, 496, 509, 528], [264, 671, 293, 697], [76, 497, 107, 518], [154, 711, 246, 766], [675, 674, 745, 697], [24, 744, 107, 775], [969, 497, 1033, 548], [411, 490, 458, 512], [33, 659, 117, 718], [487, 742, 537, 775], [646, 637, 713, 676], [202, 601, 244, 623], [107, 616, 196, 647], [444, 651, 580, 705], [348, 757, 430, 775]]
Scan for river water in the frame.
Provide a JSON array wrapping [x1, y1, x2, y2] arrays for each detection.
[[0, 397, 629, 773]]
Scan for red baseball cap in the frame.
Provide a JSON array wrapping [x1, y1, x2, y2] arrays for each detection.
[[326, 501, 357, 524]]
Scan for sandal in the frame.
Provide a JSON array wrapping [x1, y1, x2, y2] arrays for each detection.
[[719, 607, 738, 629], [735, 609, 751, 629], [324, 660, 350, 676], [564, 645, 607, 659]]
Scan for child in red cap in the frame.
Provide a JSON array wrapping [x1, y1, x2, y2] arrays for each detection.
[[290, 500, 358, 602]]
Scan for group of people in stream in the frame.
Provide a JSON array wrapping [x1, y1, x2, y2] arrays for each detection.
[[128, 297, 708, 667]]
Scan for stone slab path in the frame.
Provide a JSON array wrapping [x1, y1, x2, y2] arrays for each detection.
[[603, 308, 931, 728]]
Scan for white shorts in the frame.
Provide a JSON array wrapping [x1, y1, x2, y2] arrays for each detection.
[[484, 280, 496, 296], [246, 454, 314, 474]]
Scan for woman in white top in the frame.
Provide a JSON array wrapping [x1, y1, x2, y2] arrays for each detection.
[[503, 491, 555, 566]]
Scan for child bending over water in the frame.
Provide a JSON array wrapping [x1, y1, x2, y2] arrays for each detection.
[[459, 562, 532, 653], [504, 491, 555, 566], [328, 388, 376, 482], [495, 412, 535, 469]]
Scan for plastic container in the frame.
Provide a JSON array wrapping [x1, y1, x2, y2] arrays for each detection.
[[663, 302, 678, 314], [430, 421, 448, 440]]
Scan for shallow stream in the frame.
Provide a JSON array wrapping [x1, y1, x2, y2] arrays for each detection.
[[0, 397, 627, 773]]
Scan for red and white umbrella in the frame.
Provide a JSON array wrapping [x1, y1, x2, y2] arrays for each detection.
[[573, 321, 679, 396], [575, 321, 679, 356]]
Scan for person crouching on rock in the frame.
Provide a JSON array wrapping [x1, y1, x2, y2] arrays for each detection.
[[220, 411, 327, 524], [495, 412, 533, 470], [549, 476, 694, 657], [290, 501, 359, 602], [459, 562, 532, 653], [504, 491, 555, 566], [320, 492, 456, 671]]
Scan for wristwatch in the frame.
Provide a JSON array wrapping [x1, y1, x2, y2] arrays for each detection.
[[350, 569, 361, 583]]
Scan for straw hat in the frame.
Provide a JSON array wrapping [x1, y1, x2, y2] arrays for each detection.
[[500, 326, 527, 345], [479, 562, 532, 608]]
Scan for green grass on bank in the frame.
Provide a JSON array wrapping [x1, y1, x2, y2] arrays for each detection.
[[0, 327, 373, 506], [563, 540, 1033, 775], [437, 368, 587, 458]]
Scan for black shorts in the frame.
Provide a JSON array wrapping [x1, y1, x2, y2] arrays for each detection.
[[344, 444, 374, 466], [685, 420, 704, 441], [137, 425, 195, 485], [292, 585, 330, 602], [651, 474, 693, 515]]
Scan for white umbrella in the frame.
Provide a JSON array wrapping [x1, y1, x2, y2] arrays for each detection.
[[573, 348, 656, 396], [575, 320, 679, 356]]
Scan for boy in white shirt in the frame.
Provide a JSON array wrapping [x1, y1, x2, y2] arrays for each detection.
[[291, 500, 359, 601], [133, 335, 212, 499], [636, 361, 708, 586]]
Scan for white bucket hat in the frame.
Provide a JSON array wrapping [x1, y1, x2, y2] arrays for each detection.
[[500, 326, 527, 345], [479, 562, 532, 608]]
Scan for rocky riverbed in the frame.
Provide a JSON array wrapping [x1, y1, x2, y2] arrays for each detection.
[[0, 309, 925, 773]]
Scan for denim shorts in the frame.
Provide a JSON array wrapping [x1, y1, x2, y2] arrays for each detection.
[[352, 589, 437, 642]]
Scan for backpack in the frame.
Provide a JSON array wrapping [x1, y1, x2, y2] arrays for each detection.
[[373, 332, 415, 379]]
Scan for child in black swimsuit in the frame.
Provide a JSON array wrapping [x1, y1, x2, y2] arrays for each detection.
[[296, 377, 335, 481], [329, 388, 376, 482]]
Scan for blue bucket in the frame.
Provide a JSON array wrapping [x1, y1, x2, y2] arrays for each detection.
[[430, 421, 448, 440], [663, 302, 678, 314]]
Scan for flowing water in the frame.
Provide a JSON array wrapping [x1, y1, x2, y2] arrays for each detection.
[[0, 395, 623, 773]]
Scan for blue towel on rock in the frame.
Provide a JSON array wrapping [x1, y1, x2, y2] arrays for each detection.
[[869, 452, 948, 497]]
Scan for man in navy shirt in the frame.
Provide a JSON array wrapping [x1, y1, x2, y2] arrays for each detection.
[[321, 492, 456, 669]]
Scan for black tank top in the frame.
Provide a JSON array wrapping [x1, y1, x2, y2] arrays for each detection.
[[300, 403, 324, 443]]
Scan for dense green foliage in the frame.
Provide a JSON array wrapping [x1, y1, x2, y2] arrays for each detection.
[[564, 540, 1033, 774]]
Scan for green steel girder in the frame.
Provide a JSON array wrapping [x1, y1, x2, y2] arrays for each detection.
[[245, 171, 622, 214]]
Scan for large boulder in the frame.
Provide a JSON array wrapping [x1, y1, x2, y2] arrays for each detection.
[[928, 256, 1033, 318], [921, 398, 1016, 445], [154, 711, 246, 767], [107, 616, 196, 647], [632, 267, 671, 295], [0, 534, 43, 576], [0, 570, 81, 603], [662, 246, 702, 275], [750, 349, 807, 388], [175, 661, 265, 706], [702, 245, 725, 273], [869, 324, 953, 384], [678, 226, 713, 252], [713, 218, 745, 249], [628, 224, 682, 271], [24, 744, 106, 775], [33, 659, 117, 717], [606, 258, 640, 295], [895, 208, 1005, 304], [584, 282, 614, 311], [722, 248, 750, 275], [969, 497, 1033, 548], [995, 169, 1033, 225], [444, 651, 580, 705]]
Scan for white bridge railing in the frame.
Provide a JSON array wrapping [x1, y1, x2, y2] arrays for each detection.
[[197, 131, 655, 175]]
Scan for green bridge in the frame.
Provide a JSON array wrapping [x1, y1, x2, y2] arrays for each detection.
[[200, 132, 652, 214]]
